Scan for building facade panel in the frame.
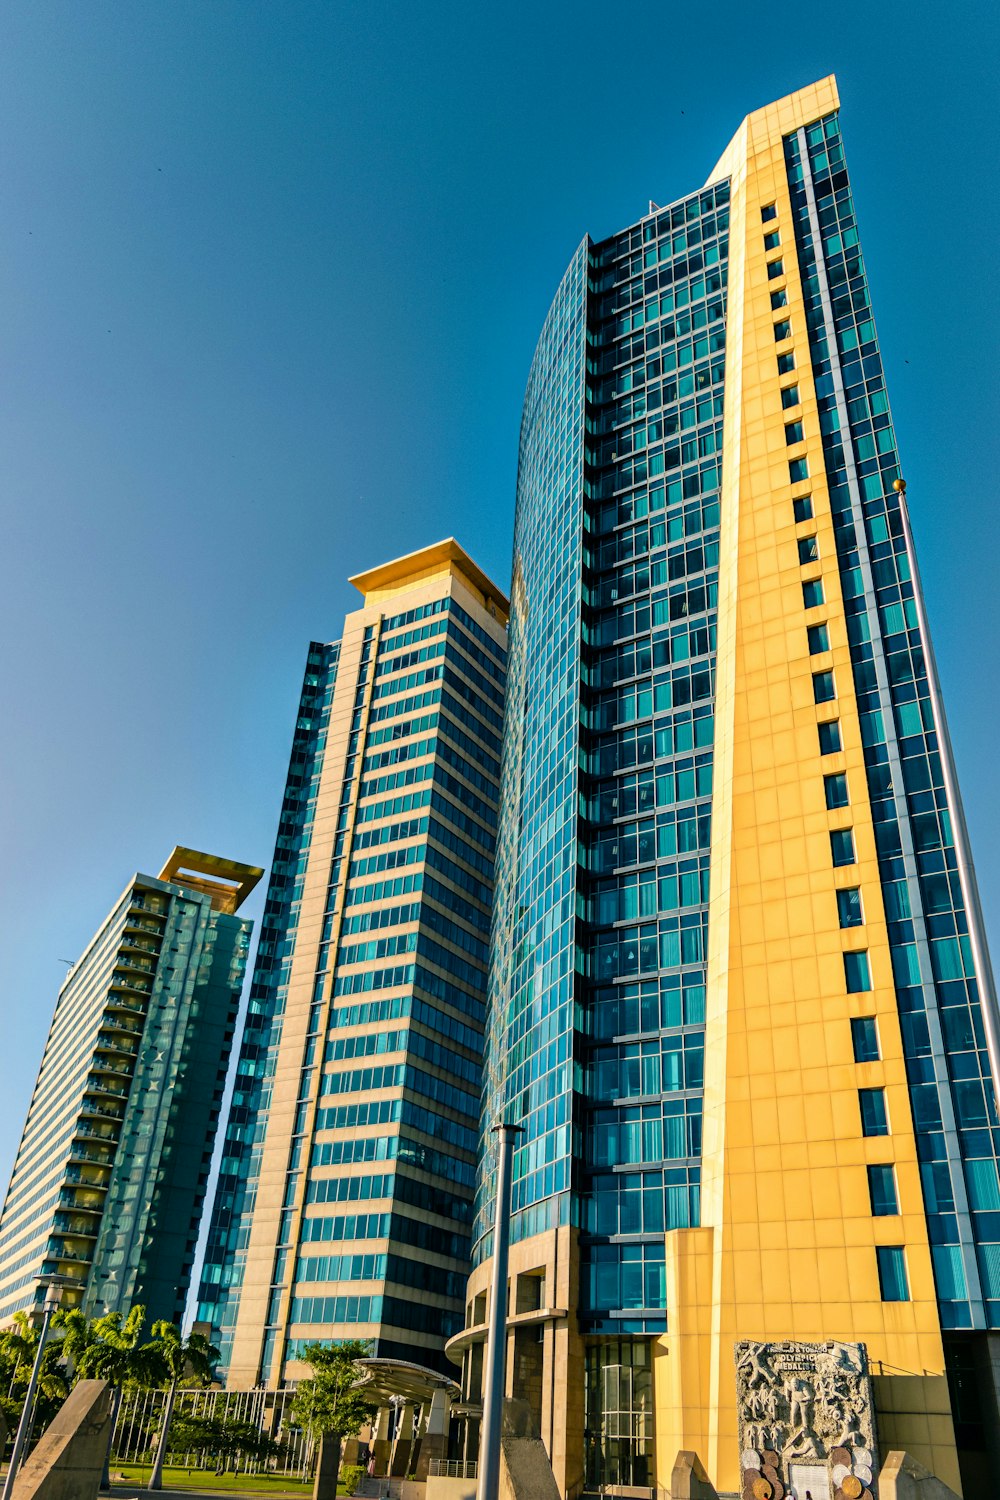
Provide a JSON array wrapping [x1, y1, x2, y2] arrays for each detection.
[[204, 542, 508, 1390], [457, 78, 997, 1498], [0, 849, 258, 1328]]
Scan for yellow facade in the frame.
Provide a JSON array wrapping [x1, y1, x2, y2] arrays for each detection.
[[652, 78, 961, 1493]]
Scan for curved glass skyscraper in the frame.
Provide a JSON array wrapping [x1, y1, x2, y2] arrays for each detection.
[[450, 78, 999, 1499]]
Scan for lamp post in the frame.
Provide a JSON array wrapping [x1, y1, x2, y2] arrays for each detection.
[[2, 1276, 66, 1500]]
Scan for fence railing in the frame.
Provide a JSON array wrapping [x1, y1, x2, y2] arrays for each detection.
[[111, 1387, 313, 1479], [428, 1460, 478, 1479]]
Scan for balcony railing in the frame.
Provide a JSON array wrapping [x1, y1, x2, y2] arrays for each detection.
[[428, 1461, 478, 1479]]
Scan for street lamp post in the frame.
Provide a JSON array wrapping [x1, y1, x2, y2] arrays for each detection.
[[1, 1277, 66, 1500]]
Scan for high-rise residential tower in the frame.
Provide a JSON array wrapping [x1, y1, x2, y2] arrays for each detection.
[[0, 847, 259, 1328], [198, 541, 508, 1390], [453, 78, 998, 1498]]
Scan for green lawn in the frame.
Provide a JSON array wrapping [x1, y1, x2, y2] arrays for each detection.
[[110, 1466, 317, 1494]]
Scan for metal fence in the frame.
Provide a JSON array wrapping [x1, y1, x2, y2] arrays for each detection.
[[427, 1459, 478, 1479], [110, 1387, 314, 1479]]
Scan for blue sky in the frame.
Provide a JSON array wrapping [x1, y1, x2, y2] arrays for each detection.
[[1, 0, 998, 1197]]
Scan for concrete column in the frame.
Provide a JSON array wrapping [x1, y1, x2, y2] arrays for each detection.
[[371, 1405, 392, 1476], [415, 1389, 450, 1479], [389, 1403, 415, 1477]]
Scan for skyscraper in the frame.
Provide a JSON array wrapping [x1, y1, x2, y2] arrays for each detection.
[[454, 78, 998, 1498], [0, 847, 259, 1328], [198, 540, 507, 1390]]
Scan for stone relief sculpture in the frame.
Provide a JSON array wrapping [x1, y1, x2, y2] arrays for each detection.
[[734, 1340, 877, 1499]]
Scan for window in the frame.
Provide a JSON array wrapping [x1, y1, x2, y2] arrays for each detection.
[[831, 828, 856, 867], [844, 950, 872, 993], [814, 672, 836, 705], [818, 720, 842, 755], [764, 231, 781, 251], [761, 204, 777, 222], [771, 289, 788, 310], [774, 319, 792, 342], [839, 889, 865, 929], [851, 1015, 879, 1061], [802, 579, 824, 608], [782, 385, 800, 410], [777, 351, 796, 375], [785, 420, 804, 444], [793, 495, 813, 522], [767, 259, 784, 280], [808, 624, 830, 655], [869, 1165, 899, 1217], [798, 536, 819, 564], [876, 1244, 909, 1301], [824, 772, 848, 807], [789, 458, 810, 483], [860, 1087, 889, 1136]]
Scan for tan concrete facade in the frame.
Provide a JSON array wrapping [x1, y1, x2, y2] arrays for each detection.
[[228, 541, 507, 1389]]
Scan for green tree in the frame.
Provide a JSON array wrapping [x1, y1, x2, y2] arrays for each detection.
[[58, 1305, 155, 1484], [0, 1311, 69, 1449], [290, 1342, 377, 1500], [144, 1323, 218, 1490]]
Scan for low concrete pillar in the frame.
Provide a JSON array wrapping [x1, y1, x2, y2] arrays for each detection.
[[668, 1450, 719, 1500], [878, 1450, 961, 1499], [11, 1381, 112, 1500], [312, 1432, 342, 1500]]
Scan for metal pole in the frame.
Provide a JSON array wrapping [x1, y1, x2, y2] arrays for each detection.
[[2, 1303, 57, 1500], [895, 480, 1000, 1103], [476, 1121, 522, 1500]]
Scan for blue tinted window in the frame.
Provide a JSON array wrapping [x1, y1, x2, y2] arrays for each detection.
[[869, 1165, 898, 1217], [877, 1245, 909, 1301], [764, 231, 781, 251], [802, 579, 824, 608], [789, 457, 809, 483], [761, 204, 777, 223], [844, 950, 872, 993], [824, 772, 849, 807], [768, 259, 784, 280], [777, 352, 795, 374], [814, 671, 836, 703], [860, 1087, 889, 1136], [798, 536, 819, 564], [830, 828, 855, 866], [793, 494, 812, 521], [818, 720, 842, 755], [839, 888, 864, 929], [851, 1015, 879, 1060], [774, 319, 791, 342], [808, 624, 830, 655], [785, 420, 804, 444]]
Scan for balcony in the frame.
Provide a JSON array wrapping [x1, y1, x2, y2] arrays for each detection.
[[78, 1099, 125, 1124], [84, 1078, 130, 1101], [58, 1191, 105, 1214], [52, 1214, 99, 1237], [72, 1120, 120, 1143]]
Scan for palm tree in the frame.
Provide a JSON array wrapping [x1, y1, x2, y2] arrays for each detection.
[[58, 1305, 153, 1487], [144, 1323, 218, 1491]]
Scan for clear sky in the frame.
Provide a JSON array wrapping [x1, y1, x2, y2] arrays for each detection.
[[1, 1, 998, 1201]]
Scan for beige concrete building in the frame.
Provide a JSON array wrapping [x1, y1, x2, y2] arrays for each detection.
[[201, 540, 508, 1398]]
